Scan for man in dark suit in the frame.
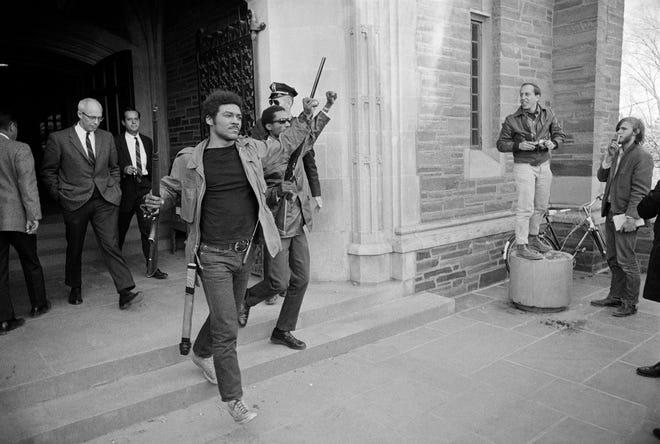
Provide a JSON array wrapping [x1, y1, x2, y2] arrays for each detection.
[[591, 117, 653, 316], [634, 178, 660, 381], [41, 98, 142, 309], [115, 109, 167, 279], [0, 110, 50, 334]]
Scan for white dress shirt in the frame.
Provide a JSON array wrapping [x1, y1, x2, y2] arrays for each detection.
[[124, 133, 149, 175], [74, 123, 95, 158]]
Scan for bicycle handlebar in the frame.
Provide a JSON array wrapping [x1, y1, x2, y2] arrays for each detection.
[[548, 194, 603, 215], [582, 194, 603, 212]]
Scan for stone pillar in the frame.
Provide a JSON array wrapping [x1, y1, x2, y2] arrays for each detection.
[[550, 0, 624, 206], [345, 0, 420, 285]]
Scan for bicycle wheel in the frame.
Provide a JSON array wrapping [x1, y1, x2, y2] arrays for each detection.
[[503, 233, 517, 273]]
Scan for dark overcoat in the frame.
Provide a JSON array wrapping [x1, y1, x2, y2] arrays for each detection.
[[638, 179, 660, 302]]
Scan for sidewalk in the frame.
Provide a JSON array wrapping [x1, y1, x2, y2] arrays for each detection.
[[86, 272, 660, 444]]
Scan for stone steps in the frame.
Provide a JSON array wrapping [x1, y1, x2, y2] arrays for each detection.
[[0, 288, 453, 444], [1, 280, 403, 408]]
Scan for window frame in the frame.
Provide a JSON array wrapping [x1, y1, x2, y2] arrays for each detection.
[[470, 18, 483, 150]]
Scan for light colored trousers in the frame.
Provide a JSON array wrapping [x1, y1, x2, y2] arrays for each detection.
[[513, 161, 552, 244]]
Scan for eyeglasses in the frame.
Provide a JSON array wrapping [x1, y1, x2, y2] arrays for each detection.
[[81, 111, 104, 122], [272, 118, 291, 125]]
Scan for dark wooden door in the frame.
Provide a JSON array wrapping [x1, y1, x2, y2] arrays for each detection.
[[196, 5, 257, 139], [90, 50, 135, 135]]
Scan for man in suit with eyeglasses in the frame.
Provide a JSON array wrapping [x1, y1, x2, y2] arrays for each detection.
[[41, 98, 142, 309]]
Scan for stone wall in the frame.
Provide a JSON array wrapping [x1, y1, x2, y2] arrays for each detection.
[[416, 0, 556, 223], [413, 0, 556, 293], [413, 0, 627, 292], [414, 232, 509, 295], [551, 0, 624, 205]]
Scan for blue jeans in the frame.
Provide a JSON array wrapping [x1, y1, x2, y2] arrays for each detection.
[[192, 243, 256, 402], [605, 214, 640, 307]]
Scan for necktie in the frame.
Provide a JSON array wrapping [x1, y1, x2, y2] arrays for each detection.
[[135, 137, 143, 174], [85, 132, 95, 164]]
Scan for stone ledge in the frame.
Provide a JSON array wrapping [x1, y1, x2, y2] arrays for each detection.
[[394, 211, 515, 253]]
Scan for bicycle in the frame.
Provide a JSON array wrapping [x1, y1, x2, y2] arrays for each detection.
[[502, 195, 607, 273]]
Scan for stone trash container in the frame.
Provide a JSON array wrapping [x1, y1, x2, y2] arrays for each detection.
[[509, 250, 573, 312]]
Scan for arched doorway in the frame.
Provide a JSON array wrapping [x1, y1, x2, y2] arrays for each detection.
[[0, 2, 150, 222]]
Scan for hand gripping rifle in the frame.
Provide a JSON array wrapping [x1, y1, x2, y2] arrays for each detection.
[[276, 57, 326, 231], [145, 106, 161, 277]]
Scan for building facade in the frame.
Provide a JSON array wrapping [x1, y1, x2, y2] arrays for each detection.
[[0, 0, 626, 295]]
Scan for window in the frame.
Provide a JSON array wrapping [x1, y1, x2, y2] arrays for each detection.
[[465, 8, 502, 179], [470, 19, 482, 149]]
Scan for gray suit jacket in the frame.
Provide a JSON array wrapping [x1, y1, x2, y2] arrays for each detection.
[[0, 135, 42, 231], [41, 125, 122, 212]]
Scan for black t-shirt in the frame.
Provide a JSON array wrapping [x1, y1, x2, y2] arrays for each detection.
[[200, 144, 258, 245]]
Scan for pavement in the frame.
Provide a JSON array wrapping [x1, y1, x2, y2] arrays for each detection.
[[73, 270, 660, 444]]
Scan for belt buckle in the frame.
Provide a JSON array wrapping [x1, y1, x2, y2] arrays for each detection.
[[233, 240, 250, 253]]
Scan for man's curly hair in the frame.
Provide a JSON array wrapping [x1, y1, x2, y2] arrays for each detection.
[[201, 90, 243, 121]]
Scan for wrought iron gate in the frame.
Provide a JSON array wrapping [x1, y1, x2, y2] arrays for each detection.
[[196, 7, 258, 138]]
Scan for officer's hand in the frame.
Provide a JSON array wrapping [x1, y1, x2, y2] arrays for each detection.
[[314, 196, 323, 211], [622, 218, 637, 232], [278, 181, 296, 199], [26, 220, 39, 235], [518, 141, 536, 151], [144, 192, 163, 213], [324, 91, 338, 108], [303, 97, 319, 116]]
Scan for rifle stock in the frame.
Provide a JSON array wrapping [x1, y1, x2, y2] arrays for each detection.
[[146, 105, 160, 277]]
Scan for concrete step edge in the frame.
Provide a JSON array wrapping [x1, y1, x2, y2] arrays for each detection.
[[8, 238, 172, 273], [0, 282, 405, 410], [8, 292, 453, 444]]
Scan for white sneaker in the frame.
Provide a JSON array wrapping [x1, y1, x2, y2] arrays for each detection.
[[226, 399, 257, 424], [191, 354, 217, 384]]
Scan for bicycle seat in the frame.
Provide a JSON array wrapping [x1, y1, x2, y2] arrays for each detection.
[[547, 207, 571, 215]]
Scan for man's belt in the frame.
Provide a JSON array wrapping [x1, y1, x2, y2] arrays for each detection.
[[201, 239, 252, 254]]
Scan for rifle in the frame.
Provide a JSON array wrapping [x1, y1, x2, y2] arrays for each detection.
[[145, 105, 160, 277], [179, 262, 197, 355], [277, 57, 326, 231]]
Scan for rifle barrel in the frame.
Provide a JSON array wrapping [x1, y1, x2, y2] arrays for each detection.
[[310, 57, 326, 98]]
